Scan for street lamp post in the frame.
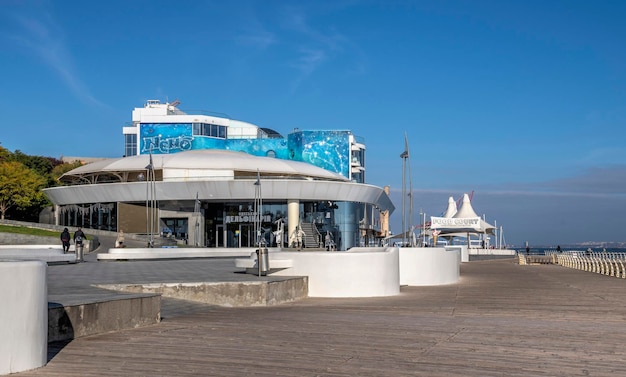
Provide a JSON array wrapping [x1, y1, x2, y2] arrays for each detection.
[[145, 151, 156, 248], [400, 132, 412, 247], [400, 149, 408, 247]]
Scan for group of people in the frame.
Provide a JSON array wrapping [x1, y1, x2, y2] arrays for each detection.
[[59, 227, 86, 253]]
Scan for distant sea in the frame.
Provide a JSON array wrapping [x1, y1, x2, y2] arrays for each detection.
[[517, 247, 626, 255]]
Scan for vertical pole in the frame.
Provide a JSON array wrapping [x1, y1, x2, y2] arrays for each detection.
[[422, 212, 426, 247], [401, 154, 406, 247]]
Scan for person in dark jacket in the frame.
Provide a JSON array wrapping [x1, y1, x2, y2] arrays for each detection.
[[60, 228, 71, 253], [73, 227, 86, 246]]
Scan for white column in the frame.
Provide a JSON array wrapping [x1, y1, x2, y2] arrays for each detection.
[[287, 200, 300, 246]]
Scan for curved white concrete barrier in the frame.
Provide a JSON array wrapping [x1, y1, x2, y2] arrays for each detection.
[[0, 247, 76, 263], [270, 247, 399, 297], [399, 247, 460, 286], [98, 247, 256, 260], [0, 260, 47, 375], [0, 245, 62, 250]]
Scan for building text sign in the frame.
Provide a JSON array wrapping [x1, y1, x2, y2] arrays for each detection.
[[225, 211, 272, 224], [430, 216, 481, 230]]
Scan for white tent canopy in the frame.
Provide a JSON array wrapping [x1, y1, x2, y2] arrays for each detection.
[[442, 196, 457, 218], [430, 193, 495, 236]]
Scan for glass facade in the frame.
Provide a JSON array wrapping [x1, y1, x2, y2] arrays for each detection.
[[201, 200, 374, 250], [59, 203, 117, 231]]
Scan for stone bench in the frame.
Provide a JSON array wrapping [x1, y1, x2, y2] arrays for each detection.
[[0, 246, 77, 264]]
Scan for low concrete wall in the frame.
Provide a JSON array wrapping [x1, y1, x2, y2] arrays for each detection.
[[48, 294, 161, 342], [0, 246, 77, 263], [399, 247, 460, 286], [0, 220, 99, 251], [96, 277, 308, 307], [0, 234, 96, 253], [0, 261, 47, 375], [269, 248, 400, 298], [98, 247, 255, 260]]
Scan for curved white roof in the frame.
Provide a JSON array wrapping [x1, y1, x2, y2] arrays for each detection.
[[63, 149, 348, 182]]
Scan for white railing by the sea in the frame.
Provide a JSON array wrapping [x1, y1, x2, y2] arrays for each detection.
[[550, 251, 626, 278]]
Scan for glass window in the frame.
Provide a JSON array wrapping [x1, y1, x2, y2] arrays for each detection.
[[125, 134, 137, 157], [191, 123, 227, 139]]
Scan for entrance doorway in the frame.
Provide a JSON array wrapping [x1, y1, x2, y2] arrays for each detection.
[[224, 223, 254, 248], [216, 225, 225, 247], [239, 224, 253, 247]]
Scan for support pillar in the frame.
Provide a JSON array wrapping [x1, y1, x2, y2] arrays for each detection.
[[287, 199, 300, 247]]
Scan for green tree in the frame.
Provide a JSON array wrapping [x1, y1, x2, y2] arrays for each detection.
[[0, 161, 46, 220], [51, 160, 83, 184], [0, 145, 10, 161]]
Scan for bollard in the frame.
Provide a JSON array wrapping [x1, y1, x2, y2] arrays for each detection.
[[76, 243, 84, 262], [256, 248, 269, 276]]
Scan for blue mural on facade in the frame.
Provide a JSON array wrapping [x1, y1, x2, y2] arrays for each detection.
[[139, 124, 352, 178], [289, 131, 350, 178], [140, 124, 193, 154]]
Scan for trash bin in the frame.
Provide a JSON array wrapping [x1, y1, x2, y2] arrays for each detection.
[[256, 248, 269, 276], [75, 243, 84, 262]]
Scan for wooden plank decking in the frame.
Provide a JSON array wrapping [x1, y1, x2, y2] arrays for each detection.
[[17, 258, 626, 376]]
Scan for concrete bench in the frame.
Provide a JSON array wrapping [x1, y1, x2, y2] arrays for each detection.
[[0, 247, 77, 264]]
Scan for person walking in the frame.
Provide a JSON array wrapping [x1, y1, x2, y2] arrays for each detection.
[[73, 227, 86, 248], [60, 228, 71, 253]]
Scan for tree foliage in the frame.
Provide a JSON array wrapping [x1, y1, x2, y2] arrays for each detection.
[[0, 144, 82, 221], [0, 161, 46, 220], [51, 160, 83, 183]]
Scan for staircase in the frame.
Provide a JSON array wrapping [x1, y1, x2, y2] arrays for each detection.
[[299, 222, 322, 248]]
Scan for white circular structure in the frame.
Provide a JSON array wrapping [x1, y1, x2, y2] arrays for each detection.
[[269, 248, 400, 297], [0, 260, 47, 375], [399, 247, 460, 286]]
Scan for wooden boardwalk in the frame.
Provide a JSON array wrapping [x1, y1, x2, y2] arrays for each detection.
[[17, 259, 626, 376]]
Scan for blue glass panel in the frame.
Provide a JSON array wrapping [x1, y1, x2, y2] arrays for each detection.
[[288, 131, 350, 177]]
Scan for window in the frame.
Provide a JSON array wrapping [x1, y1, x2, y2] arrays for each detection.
[[124, 134, 137, 157], [192, 123, 227, 139]]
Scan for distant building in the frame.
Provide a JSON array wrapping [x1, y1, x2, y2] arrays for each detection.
[[44, 100, 393, 250]]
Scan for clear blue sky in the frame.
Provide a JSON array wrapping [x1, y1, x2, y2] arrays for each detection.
[[1, 0, 625, 247]]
